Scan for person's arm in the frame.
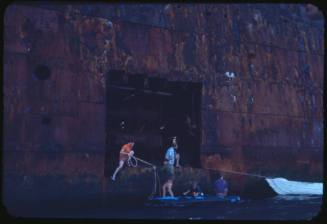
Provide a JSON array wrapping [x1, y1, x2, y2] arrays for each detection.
[[128, 150, 134, 157]]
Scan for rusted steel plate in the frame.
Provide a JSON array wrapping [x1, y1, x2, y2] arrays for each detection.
[[4, 25, 27, 54], [3, 113, 57, 150], [4, 5, 59, 31], [3, 52, 30, 86], [236, 4, 323, 54], [308, 54, 324, 90], [241, 145, 322, 178], [201, 110, 322, 151], [4, 5, 62, 56], [52, 116, 78, 148], [77, 70, 105, 103], [3, 113, 25, 146], [77, 102, 106, 149], [54, 67, 78, 102], [147, 27, 174, 75], [3, 151, 105, 176], [201, 78, 318, 119], [3, 4, 323, 182], [215, 111, 243, 146], [15, 3, 323, 54]]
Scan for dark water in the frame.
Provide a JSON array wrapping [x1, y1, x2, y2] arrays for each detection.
[[9, 195, 323, 220]]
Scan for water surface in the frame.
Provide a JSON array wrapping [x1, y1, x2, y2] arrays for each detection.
[[9, 195, 322, 220]]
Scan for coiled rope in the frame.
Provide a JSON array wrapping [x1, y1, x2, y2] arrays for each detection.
[[127, 156, 138, 167]]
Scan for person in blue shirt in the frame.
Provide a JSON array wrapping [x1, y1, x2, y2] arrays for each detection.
[[162, 137, 180, 197], [163, 136, 180, 167], [214, 172, 228, 197]]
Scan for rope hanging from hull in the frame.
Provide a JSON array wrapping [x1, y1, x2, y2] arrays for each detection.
[[120, 152, 160, 199]]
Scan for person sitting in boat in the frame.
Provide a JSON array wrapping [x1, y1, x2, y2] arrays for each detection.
[[162, 141, 179, 197], [111, 142, 135, 181], [214, 172, 228, 197], [183, 180, 204, 197]]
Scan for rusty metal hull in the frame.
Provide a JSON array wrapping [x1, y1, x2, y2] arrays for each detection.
[[3, 3, 323, 203]]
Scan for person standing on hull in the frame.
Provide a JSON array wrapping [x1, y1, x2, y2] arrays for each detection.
[[111, 142, 135, 181], [162, 137, 180, 197]]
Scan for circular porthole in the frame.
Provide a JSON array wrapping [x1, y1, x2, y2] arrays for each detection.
[[33, 64, 51, 80]]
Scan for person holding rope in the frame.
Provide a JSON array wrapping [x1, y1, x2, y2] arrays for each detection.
[[111, 142, 135, 181]]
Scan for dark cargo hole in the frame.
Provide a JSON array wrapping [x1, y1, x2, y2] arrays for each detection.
[[248, 118, 252, 127], [34, 64, 51, 80], [41, 116, 51, 125], [105, 70, 202, 176], [248, 52, 256, 59], [22, 18, 33, 33]]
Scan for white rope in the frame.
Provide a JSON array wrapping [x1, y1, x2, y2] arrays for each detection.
[[120, 152, 155, 167], [127, 156, 138, 167], [120, 152, 269, 195], [203, 167, 268, 179], [120, 152, 159, 198]]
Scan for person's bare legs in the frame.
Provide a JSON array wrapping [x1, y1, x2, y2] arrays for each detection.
[[162, 179, 174, 197], [167, 180, 174, 197], [175, 153, 180, 167], [111, 160, 124, 181]]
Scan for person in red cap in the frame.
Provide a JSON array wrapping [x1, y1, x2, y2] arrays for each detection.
[[111, 142, 135, 181]]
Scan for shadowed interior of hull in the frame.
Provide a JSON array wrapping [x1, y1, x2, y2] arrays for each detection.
[[105, 70, 202, 176]]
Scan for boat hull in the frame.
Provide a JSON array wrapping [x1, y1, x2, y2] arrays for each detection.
[[146, 195, 241, 207]]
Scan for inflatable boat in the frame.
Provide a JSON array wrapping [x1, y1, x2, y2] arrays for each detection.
[[266, 178, 323, 195], [145, 195, 241, 207]]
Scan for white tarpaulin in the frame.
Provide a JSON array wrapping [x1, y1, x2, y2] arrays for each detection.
[[266, 178, 323, 195]]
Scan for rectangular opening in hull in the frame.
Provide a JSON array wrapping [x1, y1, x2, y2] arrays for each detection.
[[105, 70, 202, 176]]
